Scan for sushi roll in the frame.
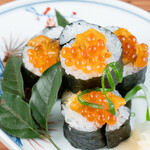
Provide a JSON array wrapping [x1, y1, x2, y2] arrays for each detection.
[[59, 20, 123, 93], [22, 26, 63, 87], [106, 27, 149, 97], [21, 26, 65, 97], [61, 90, 131, 149]]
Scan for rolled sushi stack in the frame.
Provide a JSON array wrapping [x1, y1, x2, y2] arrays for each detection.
[[106, 27, 148, 97], [59, 20, 146, 149], [21, 19, 148, 149]]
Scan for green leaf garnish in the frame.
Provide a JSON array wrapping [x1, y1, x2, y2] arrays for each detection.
[[124, 84, 150, 121], [0, 56, 61, 150], [0, 92, 40, 138], [1, 56, 25, 100], [55, 9, 70, 27], [77, 62, 123, 116], [29, 62, 62, 129]]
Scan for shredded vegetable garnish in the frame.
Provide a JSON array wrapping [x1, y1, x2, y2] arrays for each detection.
[[78, 88, 107, 109], [124, 84, 150, 121], [101, 62, 123, 115], [77, 62, 123, 115]]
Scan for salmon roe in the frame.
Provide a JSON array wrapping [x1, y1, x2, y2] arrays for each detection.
[[61, 28, 112, 74], [69, 91, 126, 126], [114, 28, 149, 67], [27, 35, 60, 73]]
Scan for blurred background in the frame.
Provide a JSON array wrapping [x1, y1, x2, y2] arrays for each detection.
[[0, 0, 150, 12]]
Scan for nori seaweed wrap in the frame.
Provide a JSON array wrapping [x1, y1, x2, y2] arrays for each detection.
[[64, 122, 106, 150], [106, 118, 131, 148], [116, 66, 147, 97]]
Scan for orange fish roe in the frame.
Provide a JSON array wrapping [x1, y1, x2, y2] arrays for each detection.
[[27, 35, 60, 73], [114, 28, 149, 67], [61, 28, 112, 74], [69, 91, 126, 126]]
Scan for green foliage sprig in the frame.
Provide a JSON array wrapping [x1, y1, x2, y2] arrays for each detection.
[[0, 56, 62, 150]]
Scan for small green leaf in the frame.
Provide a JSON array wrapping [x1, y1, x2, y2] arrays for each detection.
[[29, 62, 62, 129], [124, 84, 150, 121], [0, 92, 40, 138], [1, 56, 25, 99], [55, 9, 70, 27]]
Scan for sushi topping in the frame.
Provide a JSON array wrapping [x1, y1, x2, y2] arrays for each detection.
[[61, 28, 112, 74], [114, 28, 149, 67], [69, 91, 126, 125], [27, 35, 60, 73]]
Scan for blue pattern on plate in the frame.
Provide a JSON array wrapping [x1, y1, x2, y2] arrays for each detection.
[[0, 59, 23, 148], [8, 135, 23, 147]]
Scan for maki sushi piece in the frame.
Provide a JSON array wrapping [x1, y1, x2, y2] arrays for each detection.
[[22, 26, 63, 88], [106, 27, 149, 97], [22, 26, 63, 87], [59, 20, 123, 93], [61, 90, 131, 149]]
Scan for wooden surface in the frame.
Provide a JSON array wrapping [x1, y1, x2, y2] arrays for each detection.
[[122, 0, 150, 12], [0, 0, 150, 12], [0, 142, 8, 150], [0, 0, 14, 6]]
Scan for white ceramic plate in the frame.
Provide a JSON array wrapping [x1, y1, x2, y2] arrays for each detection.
[[0, 0, 150, 150]]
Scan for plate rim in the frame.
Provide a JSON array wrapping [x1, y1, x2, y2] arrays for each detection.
[[0, 129, 20, 150], [0, 0, 149, 149], [0, 0, 150, 22]]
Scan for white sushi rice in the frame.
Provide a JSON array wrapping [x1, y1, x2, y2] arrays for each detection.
[[22, 26, 63, 76], [106, 106, 130, 132], [123, 63, 141, 77], [22, 46, 41, 76], [62, 99, 100, 132], [105, 26, 119, 33], [60, 20, 122, 80], [62, 91, 130, 132], [39, 26, 64, 39]]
